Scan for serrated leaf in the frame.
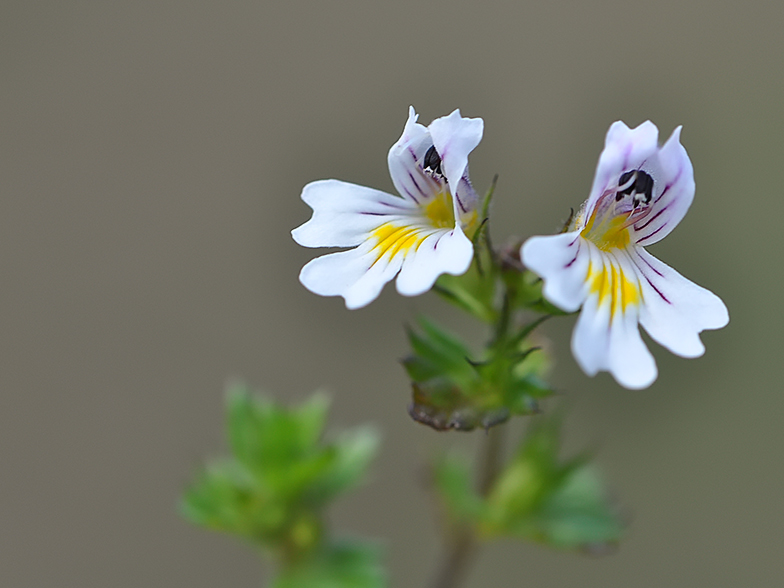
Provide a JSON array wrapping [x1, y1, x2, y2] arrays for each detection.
[[404, 318, 476, 389]]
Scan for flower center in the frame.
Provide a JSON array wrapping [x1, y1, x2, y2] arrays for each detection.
[[423, 145, 444, 178], [425, 191, 455, 229], [616, 170, 654, 208], [580, 170, 654, 251]]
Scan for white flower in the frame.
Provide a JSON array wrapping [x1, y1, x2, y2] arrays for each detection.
[[521, 121, 728, 389], [292, 107, 483, 309]]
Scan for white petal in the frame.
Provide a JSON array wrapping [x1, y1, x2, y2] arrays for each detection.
[[429, 109, 483, 218], [585, 121, 660, 215], [631, 126, 695, 246], [571, 249, 657, 389], [631, 248, 729, 357], [292, 180, 414, 248], [298, 243, 403, 310], [387, 107, 443, 206], [520, 231, 590, 312], [395, 226, 473, 296], [453, 176, 481, 227]]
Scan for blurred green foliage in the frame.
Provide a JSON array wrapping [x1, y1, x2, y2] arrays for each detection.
[[181, 384, 385, 587], [435, 415, 624, 551]]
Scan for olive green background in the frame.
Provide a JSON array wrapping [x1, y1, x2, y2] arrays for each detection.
[[1, 1, 781, 586]]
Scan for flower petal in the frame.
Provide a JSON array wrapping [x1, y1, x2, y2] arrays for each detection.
[[521, 231, 590, 312], [299, 242, 404, 310], [630, 248, 729, 357], [585, 121, 660, 216], [429, 109, 484, 218], [292, 180, 414, 248], [395, 226, 473, 296], [387, 107, 443, 207], [631, 126, 695, 246], [571, 248, 657, 389]]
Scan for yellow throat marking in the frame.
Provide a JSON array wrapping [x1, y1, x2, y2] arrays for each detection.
[[587, 260, 641, 319], [369, 191, 458, 262], [370, 223, 424, 262], [424, 191, 455, 229], [581, 209, 631, 251]]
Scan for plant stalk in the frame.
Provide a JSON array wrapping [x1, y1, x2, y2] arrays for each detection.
[[429, 426, 505, 588]]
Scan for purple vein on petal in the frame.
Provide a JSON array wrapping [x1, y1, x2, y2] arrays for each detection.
[[654, 166, 682, 204], [635, 205, 668, 232], [565, 239, 582, 268], [635, 251, 664, 277], [636, 224, 665, 244], [642, 273, 670, 303], [453, 189, 468, 214]]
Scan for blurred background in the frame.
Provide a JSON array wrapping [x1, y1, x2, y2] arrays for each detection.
[[1, 1, 782, 586]]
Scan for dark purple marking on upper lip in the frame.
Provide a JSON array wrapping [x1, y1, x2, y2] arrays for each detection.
[[652, 184, 670, 206], [634, 205, 667, 232], [636, 224, 664, 245], [408, 172, 427, 198], [454, 188, 468, 214], [654, 166, 681, 204], [621, 144, 632, 171], [402, 185, 420, 204]]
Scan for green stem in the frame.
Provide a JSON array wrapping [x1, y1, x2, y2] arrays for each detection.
[[429, 426, 505, 588]]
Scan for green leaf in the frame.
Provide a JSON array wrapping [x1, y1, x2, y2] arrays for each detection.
[[180, 459, 262, 536], [180, 459, 296, 543], [226, 384, 330, 478], [506, 270, 571, 315], [433, 455, 485, 524], [273, 541, 387, 588], [434, 261, 497, 324], [533, 465, 624, 549], [481, 415, 623, 549], [305, 426, 380, 507], [403, 317, 476, 389], [181, 388, 380, 555]]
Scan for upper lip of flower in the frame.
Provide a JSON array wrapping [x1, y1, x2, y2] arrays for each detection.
[[292, 106, 484, 309]]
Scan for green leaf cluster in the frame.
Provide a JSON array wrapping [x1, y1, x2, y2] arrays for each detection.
[[404, 317, 551, 431], [181, 384, 384, 585], [435, 415, 624, 551]]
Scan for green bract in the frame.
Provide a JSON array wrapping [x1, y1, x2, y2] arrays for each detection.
[[404, 316, 551, 431]]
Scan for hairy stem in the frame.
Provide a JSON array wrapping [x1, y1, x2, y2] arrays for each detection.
[[429, 426, 505, 588]]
